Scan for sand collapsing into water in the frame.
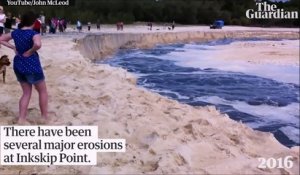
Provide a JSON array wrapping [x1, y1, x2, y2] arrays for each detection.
[[0, 26, 299, 174]]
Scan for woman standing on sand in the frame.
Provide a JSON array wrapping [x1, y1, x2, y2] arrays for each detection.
[[0, 11, 48, 124]]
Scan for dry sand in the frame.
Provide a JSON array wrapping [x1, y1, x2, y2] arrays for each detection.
[[211, 39, 299, 66], [0, 26, 299, 174]]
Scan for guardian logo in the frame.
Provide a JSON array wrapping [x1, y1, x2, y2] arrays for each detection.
[[246, 1, 298, 19]]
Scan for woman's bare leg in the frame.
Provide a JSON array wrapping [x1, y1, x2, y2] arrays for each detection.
[[19, 83, 32, 123], [35, 80, 48, 119]]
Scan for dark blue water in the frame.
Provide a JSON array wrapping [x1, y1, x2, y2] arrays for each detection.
[[102, 39, 300, 147]]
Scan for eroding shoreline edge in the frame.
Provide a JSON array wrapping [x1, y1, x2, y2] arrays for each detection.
[[77, 30, 299, 61]]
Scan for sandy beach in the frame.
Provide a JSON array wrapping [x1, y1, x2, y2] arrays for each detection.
[[0, 26, 299, 174], [211, 39, 299, 66]]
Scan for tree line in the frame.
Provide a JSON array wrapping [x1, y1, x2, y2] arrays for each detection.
[[3, 0, 299, 27]]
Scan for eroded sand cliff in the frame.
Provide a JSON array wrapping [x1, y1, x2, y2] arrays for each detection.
[[77, 28, 299, 60]]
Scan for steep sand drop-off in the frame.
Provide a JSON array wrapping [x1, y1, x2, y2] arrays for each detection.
[[77, 29, 299, 60]]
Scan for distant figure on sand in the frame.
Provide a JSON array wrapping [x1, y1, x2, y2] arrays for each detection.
[[62, 18, 67, 31], [40, 12, 46, 35], [0, 11, 48, 124], [4, 12, 13, 33], [58, 19, 64, 33], [172, 20, 175, 30], [49, 18, 57, 34], [87, 22, 91, 31], [147, 22, 152, 30], [96, 19, 100, 30], [121, 22, 124, 30], [0, 6, 6, 43], [33, 18, 41, 33], [76, 20, 82, 32], [116, 22, 123, 31], [14, 15, 21, 29]]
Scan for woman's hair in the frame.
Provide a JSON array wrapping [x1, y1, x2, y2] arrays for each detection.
[[18, 11, 38, 29]]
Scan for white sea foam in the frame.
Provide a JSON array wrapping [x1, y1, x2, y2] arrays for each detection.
[[195, 96, 300, 127], [149, 89, 190, 100], [279, 126, 300, 144], [195, 95, 300, 142], [159, 41, 299, 85]]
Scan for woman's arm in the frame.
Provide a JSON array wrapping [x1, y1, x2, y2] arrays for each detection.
[[23, 34, 42, 57], [0, 16, 6, 23], [0, 33, 16, 50]]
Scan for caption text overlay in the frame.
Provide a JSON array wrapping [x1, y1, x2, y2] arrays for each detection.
[[0, 126, 126, 165]]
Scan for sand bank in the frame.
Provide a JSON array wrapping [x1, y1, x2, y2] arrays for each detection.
[[0, 26, 299, 174], [77, 26, 299, 60], [211, 39, 299, 66]]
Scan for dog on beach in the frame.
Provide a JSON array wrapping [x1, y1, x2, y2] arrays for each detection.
[[0, 55, 11, 83]]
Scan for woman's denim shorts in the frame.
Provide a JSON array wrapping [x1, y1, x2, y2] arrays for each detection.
[[14, 71, 45, 85]]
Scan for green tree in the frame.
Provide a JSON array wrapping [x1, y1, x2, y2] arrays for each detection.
[[2, 0, 299, 26]]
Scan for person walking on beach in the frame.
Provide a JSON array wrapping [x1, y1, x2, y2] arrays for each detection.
[[120, 22, 124, 31], [96, 19, 100, 30], [62, 18, 67, 31], [58, 19, 64, 33], [40, 12, 46, 35], [76, 20, 82, 32], [4, 12, 13, 33], [172, 20, 175, 30], [87, 21, 91, 31], [116, 22, 124, 31], [0, 6, 6, 47], [49, 18, 57, 34], [147, 22, 152, 31], [0, 11, 48, 124], [14, 15, 21, 29], [33, 18, 41, 33], [116, 22, 120, 31], [0, 6, 5, 34]]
